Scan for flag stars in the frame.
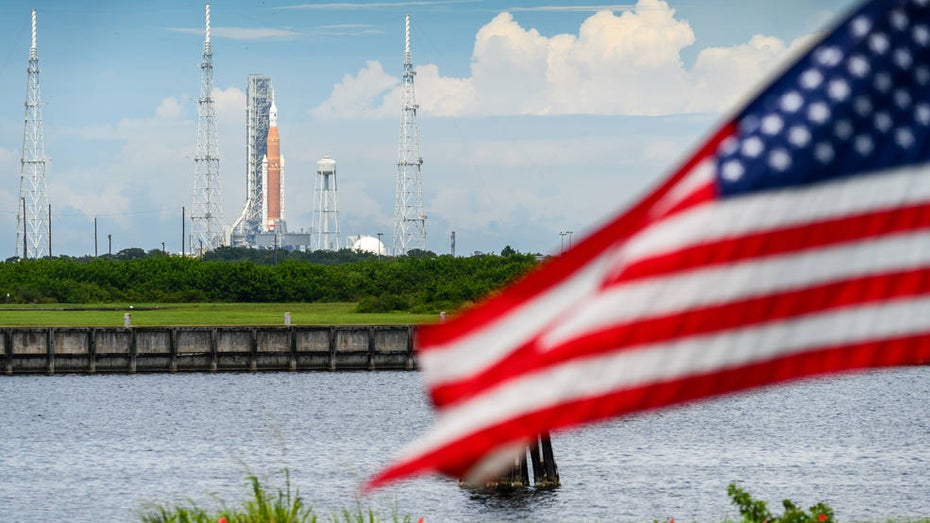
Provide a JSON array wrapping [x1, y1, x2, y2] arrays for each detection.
[[788, 125, 812, 147], [894, 89, 912, 109], [814, 142, 835, 163], [721, 160, 745, 181], [742, 136, 764, 157], [718, 136, 739, 156], [739, 116, 761, 134], [894, 48, 913, 68], [762, 114, 784, 135], [815, 46, 844, 67], [828, 79, 851, 101], [895, 127, 915, 148], [915, 103, 930, 124], [768, 148, 791, 171], [801, 69, 824, 89], [870, 33, 890, 54], [855, 135, 874, 155], [781, 91, 804, 112], [808, 102, 831, 124], [913, 25, 930, 46], [848, 55, 870, 77], [719, 3, 930, 195], [851, 16, 872, 37], [874, 72, 893, 92], [890, 10, 909, 31], [874, 111, 893, 132]]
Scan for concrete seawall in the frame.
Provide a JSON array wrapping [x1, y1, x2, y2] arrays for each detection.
[[1, 326, 417, 375]]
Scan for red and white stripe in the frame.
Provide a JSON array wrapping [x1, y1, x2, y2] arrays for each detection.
[[365, 124, 930, 491]]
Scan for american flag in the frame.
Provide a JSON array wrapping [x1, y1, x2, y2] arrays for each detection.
[[366, 0, 930, 490]]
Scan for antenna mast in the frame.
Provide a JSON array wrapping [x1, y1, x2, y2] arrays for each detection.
[[16, 9, 50, 259], [192, 1, 225, 253], [392, 14, 427, 255]]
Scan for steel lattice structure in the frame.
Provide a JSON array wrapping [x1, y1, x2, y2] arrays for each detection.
[[230, 74, 273, 243], [392, 14, 426, 256], [191, 2, 224, 254], [16, 9, 49, 259]]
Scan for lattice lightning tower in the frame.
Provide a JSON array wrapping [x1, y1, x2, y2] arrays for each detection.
[[16, 9, 49, 259], [392, 14, 426, 256], [191, 2, 224, 253]]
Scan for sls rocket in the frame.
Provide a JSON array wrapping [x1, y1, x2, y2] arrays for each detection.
[[262, 95, 285, 232]]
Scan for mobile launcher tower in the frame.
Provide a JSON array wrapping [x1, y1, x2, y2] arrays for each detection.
[[229, 76, 308, 250]]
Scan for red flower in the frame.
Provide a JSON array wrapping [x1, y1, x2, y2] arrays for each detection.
[[818, 514, 827, 522], [218, 518, 227, 523]]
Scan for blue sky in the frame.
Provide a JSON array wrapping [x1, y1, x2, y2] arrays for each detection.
[[0, 0, 857, 259]]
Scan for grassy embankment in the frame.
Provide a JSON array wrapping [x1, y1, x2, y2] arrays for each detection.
[[0, 302, 437, 327], [140, 472, 930, 523]]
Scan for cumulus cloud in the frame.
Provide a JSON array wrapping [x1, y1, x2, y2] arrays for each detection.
[[155, 97, 184, 120], [312, 0, 809, 119], [55, 97, 195, 227], [311, 61, 399, 119], [213, 86, 247, 126]]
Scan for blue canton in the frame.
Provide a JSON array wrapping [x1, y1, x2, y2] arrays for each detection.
[[717, 0, 930, 197]]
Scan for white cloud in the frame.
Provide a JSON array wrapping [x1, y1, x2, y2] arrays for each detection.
[[155, 97, 183, 120], [51, 179, 131, 221], [213, 86, 246, 126], [312, 0, 807, 118], [310, 61, 399, 119], [56, 98, 195, 230]]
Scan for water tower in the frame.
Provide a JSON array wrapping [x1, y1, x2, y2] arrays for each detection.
[[312, 156, 340, 251]]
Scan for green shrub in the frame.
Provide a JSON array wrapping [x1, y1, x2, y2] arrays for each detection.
[[727, 483, 834, 523]]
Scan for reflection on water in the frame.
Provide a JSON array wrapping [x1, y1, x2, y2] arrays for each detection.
[[1, 368, 929, 522]]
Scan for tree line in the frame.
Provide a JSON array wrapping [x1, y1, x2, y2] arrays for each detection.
[[0, 247, 541, 313]]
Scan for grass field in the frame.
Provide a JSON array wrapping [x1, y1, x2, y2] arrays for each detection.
[[0, 302, 439, 327]]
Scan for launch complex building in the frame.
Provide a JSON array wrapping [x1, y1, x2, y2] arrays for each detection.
[[14, 4, 422, 256], [228, 75, 311, 250]]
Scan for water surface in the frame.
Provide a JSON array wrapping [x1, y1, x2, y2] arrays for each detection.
[[1, 368, 929, 522]]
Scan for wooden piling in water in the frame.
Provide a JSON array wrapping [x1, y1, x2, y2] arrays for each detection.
[[468, 432, 560, 490]]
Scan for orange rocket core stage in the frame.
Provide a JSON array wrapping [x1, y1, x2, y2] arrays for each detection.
[[266, 121, 281, 225]]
